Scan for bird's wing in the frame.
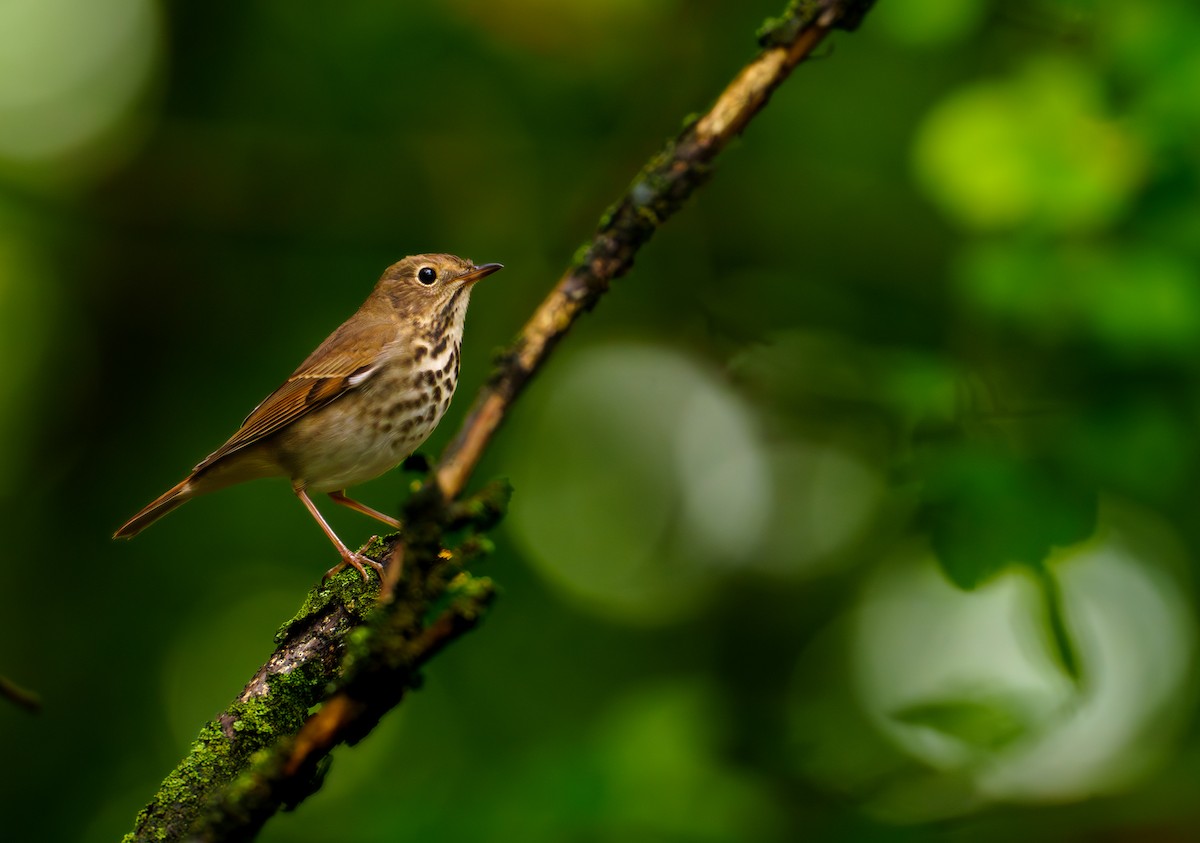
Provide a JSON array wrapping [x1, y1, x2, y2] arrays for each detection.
[[194, 317, 400, 472]]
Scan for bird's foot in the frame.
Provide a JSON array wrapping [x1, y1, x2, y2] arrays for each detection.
[[323, 551, 385, 583]]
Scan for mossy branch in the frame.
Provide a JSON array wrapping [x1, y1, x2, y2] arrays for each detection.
[[124, 1, 877, 839], [123, 481, 508, 843], [178, 487, 500, 842]]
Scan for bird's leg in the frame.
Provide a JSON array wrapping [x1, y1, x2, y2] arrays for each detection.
[[293, 486, 384, 581], [327, 490, 403, 530]]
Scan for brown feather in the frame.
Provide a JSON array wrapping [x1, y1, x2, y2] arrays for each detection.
[[113, 478, 192, 538], [194, 317, 401, 472]]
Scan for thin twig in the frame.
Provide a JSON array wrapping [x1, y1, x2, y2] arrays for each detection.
[[0, 674, 40, 713]]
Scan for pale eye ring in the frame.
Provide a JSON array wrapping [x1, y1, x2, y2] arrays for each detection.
[[418, 266, 437, 285]]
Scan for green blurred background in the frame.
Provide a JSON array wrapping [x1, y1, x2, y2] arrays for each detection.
[[3, 0, 1200, 840]]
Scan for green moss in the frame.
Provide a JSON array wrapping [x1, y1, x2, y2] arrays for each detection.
[[125, 647, 332, 839], [635, 204, 661, 227], [447, 574, 497, 620], [448, 479, 512, 532], [757, 0, 819, 46], [360, 534, 391, 559], [446, 535, 495, 567], [572, 240, 593, 268], [274, 564, 380, 643], [617, 137, 717, 235], [597, 197, 625, 232]]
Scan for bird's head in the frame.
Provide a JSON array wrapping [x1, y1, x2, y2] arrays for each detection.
[[374, 254, 502, 323]]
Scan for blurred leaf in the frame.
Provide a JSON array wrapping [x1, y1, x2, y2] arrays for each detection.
[[1033, 563, 1082, 683], [862, 768, 981, 826], [731, 331, 881, 414], [0, 217, 56, 495], [448, 0, 676, 60], [733, 332, 966, 436], [1063, 399, 1195, 501], [891, 694, 1032, 752], [0, 0, 160, 185], [919, 446, 1099, 589], [1099, 2, 1200, 144], [874, 0, 987, 47], [914, 55, 1145, 233], [956, 241, 1200, 359], [505, 344, 771, 621], [596, 682, 786, 840], [880, 352, 963, 430]]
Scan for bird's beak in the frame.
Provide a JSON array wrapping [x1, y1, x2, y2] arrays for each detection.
[[457, 262, 504, 284]]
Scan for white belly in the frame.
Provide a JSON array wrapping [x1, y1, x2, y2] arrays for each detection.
[[277, 354, 457, 492]]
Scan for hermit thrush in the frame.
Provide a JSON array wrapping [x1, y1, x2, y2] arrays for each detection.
[[114, 254, 502, 579]]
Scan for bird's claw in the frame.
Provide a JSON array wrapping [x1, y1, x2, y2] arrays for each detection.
[[323, 552, 385, 583]]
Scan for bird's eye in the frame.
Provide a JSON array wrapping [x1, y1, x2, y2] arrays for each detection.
[[417, 267, 437, 285]]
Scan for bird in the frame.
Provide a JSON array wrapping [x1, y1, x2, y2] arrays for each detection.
[[114, 254, 503, 580]]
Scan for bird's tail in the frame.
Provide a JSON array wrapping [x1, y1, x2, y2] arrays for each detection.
[[113, 477, 194, 539]]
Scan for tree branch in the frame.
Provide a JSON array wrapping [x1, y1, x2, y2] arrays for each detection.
[[0, 674, 40, 713], [124, 1, 877, 839]]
